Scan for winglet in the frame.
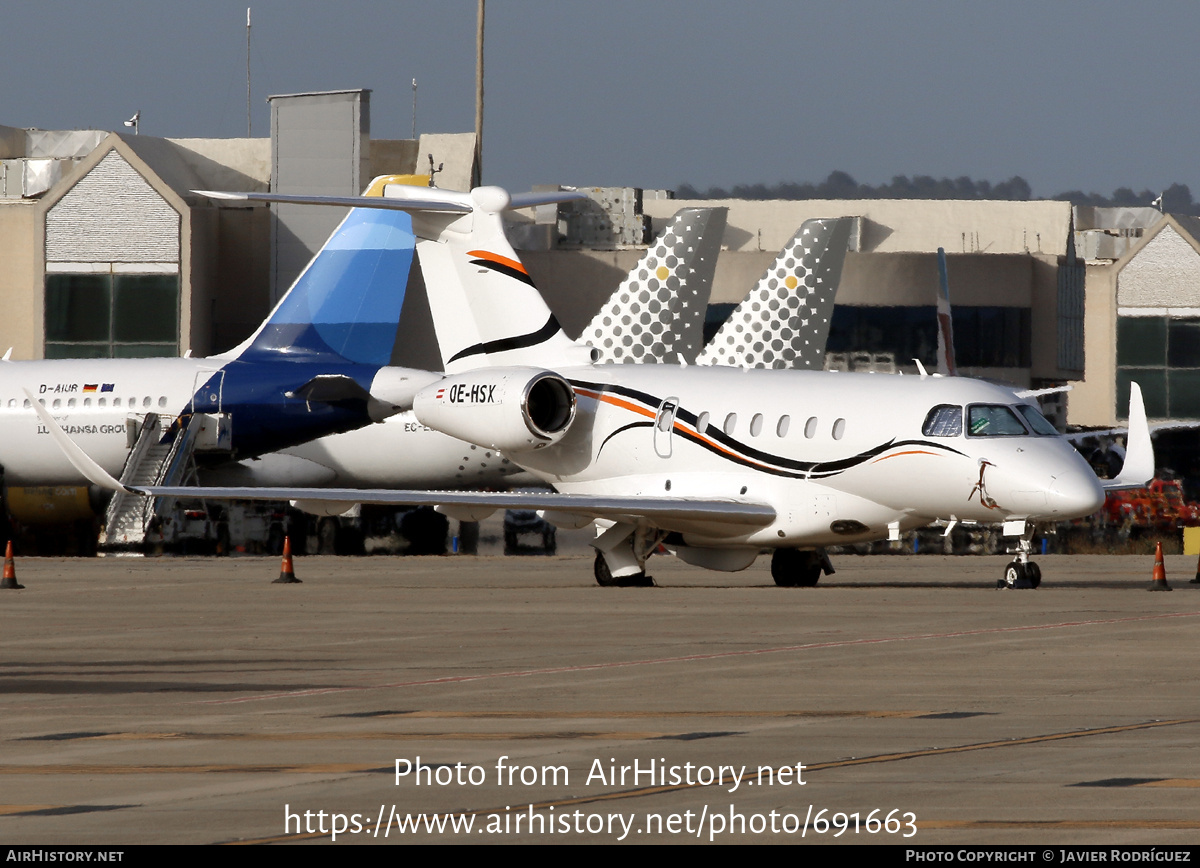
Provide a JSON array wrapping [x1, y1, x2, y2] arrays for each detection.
[[22, 389, 132, 492], [1104, 382, 1155, 491]]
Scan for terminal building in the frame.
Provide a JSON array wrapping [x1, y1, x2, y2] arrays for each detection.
[[3, 88, 1199, 543]]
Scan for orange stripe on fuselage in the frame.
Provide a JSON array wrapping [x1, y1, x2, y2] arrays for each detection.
[[871, 450, 940, 463], [467, 249, 528, 275], [577, 387, 780, 472]]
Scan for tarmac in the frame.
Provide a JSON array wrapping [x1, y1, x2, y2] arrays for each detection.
[[0, 546, 1198, 845]]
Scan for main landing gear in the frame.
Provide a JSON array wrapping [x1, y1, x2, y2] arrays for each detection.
[[771, 548, 835, 587], [999, 523, 1041, 589], [593, 551, 654, 587]]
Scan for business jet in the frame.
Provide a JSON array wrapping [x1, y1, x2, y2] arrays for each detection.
[[43, 183, 1151, 589]]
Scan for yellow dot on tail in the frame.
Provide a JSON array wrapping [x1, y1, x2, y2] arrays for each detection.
[[656, 266, 669, 280], [785, 275, 798, 290]]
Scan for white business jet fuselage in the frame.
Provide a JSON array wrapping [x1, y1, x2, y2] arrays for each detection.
[[530, 367, 1101, 542]]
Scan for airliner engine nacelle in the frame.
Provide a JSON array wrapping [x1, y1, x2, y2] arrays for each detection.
[[412, 367, 576, 452]]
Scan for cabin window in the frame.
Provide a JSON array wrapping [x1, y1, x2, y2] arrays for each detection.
[[1015, 404, 1058, 435], [98, 398, 106, 408], [776, 415, 790, 437], [750, 413, 764, 437], [142, 396, 152, 408], [52, 399, 61, 409], [83, 398, 91, 407], [967, 405, 1029, 437], [6, 399, 13, 409], [723, 413, 737, 435], [832, 418, 846, 440], [67, 398, 76, 408], [158, 396, 168, 408], [804, 416, 818, 438], [23, 399, 31, 409], [696, 411, 710, 432], [113, 398, 121, 408], [922, 405, 962, 437]]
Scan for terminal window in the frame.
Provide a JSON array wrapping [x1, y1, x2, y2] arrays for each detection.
[[1117, 316, 1200, 419], [45, 273, 179, 359]]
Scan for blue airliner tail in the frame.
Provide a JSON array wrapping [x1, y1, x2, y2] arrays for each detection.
[[232, 193, 417, 366]]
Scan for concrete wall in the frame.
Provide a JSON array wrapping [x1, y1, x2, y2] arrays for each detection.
[[0, 125, 25, 159], [522, 248, 642, 338], [416, 133, 475, 192], [166, 138, 270, 192], [368, 139, 419, 179], [212, 205, 271, 352], [1069, 262, 1119, 426], [644, 198, 1073, 257], [0, 202, 40, 358]]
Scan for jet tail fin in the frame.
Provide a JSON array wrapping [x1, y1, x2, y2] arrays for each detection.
[[410, 187, 595, 373], [217, 176, 422, 366], [695, 217, 852, 369], [581, 207, 727, 364]]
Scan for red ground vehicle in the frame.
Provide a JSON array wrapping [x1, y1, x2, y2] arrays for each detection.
[[1103, 478, 1200, 532]]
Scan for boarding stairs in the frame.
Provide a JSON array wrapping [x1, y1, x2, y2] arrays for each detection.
[[100, 413, 209, 548]]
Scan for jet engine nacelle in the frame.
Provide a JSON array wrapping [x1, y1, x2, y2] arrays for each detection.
[[413, 367, 576, 452]]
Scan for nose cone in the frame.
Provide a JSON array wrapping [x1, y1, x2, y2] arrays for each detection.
[[1048, 468, 1106, 519]]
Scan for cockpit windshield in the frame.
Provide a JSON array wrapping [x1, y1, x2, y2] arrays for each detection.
[[1015, 404, 1059, 436], [967, 404, 1029, 437]]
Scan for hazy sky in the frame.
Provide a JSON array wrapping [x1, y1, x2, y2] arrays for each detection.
[[4, 1, 1196, 198]]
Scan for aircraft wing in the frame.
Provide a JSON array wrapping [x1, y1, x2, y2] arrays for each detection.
[[25, 389, 774, 530], [135, 486, 777, 528]]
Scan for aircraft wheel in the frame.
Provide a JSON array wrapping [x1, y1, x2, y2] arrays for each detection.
[[1001, 561, 1036, 589], [1002, 561, 1023, 587], [594, 551, 620, 586], [593, 551, 648, 587], [797, 561, 822, 587], [772, 548, 821, 587]]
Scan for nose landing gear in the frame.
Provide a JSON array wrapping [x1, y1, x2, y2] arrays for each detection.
[[998, 523, 1040, 589]]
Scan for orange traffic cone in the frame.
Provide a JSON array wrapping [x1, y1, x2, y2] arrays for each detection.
[[273, 535, 301, 584], [1148, 541, 1172, 592], [1, 541, 23, 589]]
